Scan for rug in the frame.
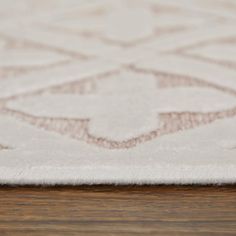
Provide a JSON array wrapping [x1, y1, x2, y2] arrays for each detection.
[[0, 0, 236, 184]]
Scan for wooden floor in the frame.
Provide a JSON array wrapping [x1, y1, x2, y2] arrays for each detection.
[[0, 185, 235, 236]]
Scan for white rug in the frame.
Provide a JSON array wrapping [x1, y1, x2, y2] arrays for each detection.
[[0, 0, 236, 184]]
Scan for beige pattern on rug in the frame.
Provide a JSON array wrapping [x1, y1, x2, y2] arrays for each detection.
[[0, 0, 236, 184]]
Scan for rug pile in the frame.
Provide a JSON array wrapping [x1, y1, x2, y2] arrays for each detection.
[[0, 0, 236, 184]]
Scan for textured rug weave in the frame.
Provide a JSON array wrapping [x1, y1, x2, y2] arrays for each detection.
[[0, 0, 236, 184]]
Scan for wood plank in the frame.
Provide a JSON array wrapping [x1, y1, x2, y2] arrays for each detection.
[[0, 185, 235, 235]]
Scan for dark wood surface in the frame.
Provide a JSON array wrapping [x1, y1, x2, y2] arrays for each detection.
[[0, 185, 235, 236]]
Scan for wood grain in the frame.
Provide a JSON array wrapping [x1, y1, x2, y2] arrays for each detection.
[[0, 185, 235, 236]]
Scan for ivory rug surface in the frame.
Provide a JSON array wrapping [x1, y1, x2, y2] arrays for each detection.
[[0, 0, 236, 184]]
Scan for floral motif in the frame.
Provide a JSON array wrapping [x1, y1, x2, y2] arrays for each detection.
[[4, 68, 236, 148]]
